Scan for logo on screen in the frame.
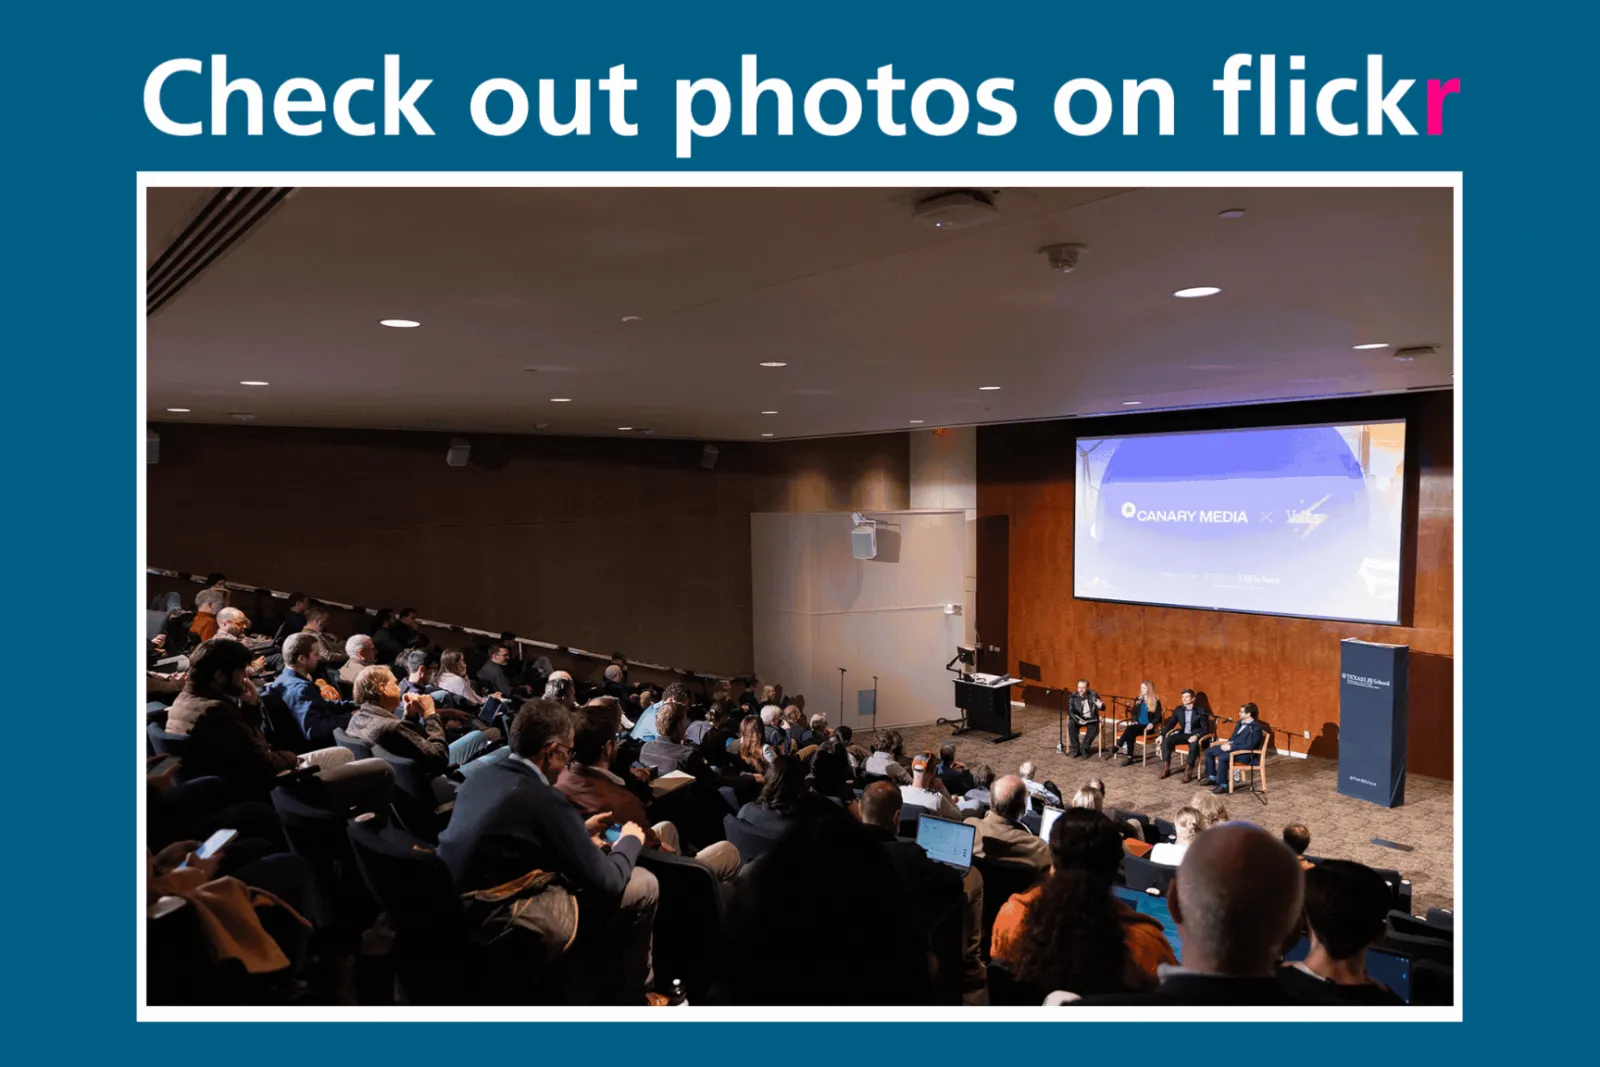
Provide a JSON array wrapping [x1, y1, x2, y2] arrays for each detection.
[[1121, 501, 1137, 518]]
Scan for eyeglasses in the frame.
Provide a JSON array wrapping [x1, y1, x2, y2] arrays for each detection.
[[547, 741, 573, 760]]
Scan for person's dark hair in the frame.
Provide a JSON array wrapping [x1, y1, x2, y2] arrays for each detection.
[[663, 682, 691, 705], [572, 701, 622, 765], [288, 592, 307, 608], [398, 649, 430, 678], [282, 632, 320, 667], [204, 572, 227, 586], [1282, 824, 1312, 856], [500, 631, 518, 643], [510, 699, 573, 759], [972, 763, 996, 789], [939, 741, 957, 765], [1240, 701, 1259, 720], [836, 725, 853, 744], [439, 649, 468, 677], [187, 638, 254, 693], [544, 675, 575, 703], [809, 737, 853, 799], [874, 730, 903, 759], [655, 701, 687, 741], [303, 605, 329, 627], [705, 699, 732, 728], [374, 608, 395, 627], [490, 641, 514, 658], [399, 607, 417, 620], [719, 817, 929, 1004], [759, 754, 807, 813], [1181, 688, 1195, 699], [1011, 809, 1134, 995], [1303, 860, 1392, 961]]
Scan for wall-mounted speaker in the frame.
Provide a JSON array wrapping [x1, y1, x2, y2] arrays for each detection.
[[701, 443, 720, 469], [147, 430, 160, 465], [851, 523, 877, 560], [446, 438, 470, 467]]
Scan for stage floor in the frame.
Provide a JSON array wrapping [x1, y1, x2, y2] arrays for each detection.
[[887, 706, 1456, 914]]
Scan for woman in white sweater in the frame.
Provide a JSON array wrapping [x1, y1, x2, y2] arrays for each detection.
[[437, 648, 491, 705]]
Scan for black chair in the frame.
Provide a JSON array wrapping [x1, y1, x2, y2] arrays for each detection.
[[259, 690, 315, 755], [1370, 868, 1413, 913], [1424, 907, 1454, 932], [721, 813, 783, 863], [270, 783, 374, 937], [1377, 930, 1452, 967], [897, 808, 923, 839], [986, 956, 1049, 1005], [1389, 909, 1453, 942], [147, 720, 190, 757], [1124, 854, 1176, 896], [974, 856, 1043, 962], [925, 896, 966, 1005], [636, 848, 728, 1002], [372, 743, 455, 841], [1411, 959, 1453, 1006], [333, 727, 374, 761], [1151, 817, 1177, 843], [1020, 809, 1043, 836], [146, 701, 170, 728]]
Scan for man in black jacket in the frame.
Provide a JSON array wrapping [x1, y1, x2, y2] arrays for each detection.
[[437, 699, 658, 1004], [1158, 688, 1213, 782], [1066, 678, 1104, 758]]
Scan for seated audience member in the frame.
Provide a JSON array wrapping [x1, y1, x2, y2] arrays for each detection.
[[300, 607, 345, 666], [901, 752, 963, 821], [1071, 779, 1141, 843], [781, 706, 809, 752], [959, 764, 995, 816], [190, 589, 224, 643], [801, 713, 831, 749], [936, 741, 975, 796], [808, 735, 857, 805], [1199, 702, 1266, 793], [544, 672, 578, 709], [1151, 806, 1206, 867], [370, 609, 402, 665], [1077, 824, 1309, 1005], [858, 781, 985, 984], [760, 683, 789, 710], [472, 642, 515, 698], [864, 730, 912, 784], [339, 634, 376, 685], [732, 715, 769, 779], [736, 678, 760, 715], [716, 817, 929, 1005], [965, 775, 1051, 871], [602, 663, 630, 704], [837, 725, 869, 774], [396, 649, 499, 759], [391, 607, 421, 648], [345, 665, 488, 779], [685, 697, 723, 746], [759, 704, 790, 761], [437, 699, 658, 1005], [556, 701, 740, 883], [631, 682, 688, 742], [213, 607, 254, 642], [1283, 823, 1315, 870], [275, 593, 310, 642], [1018, 761, 1062, 808], [436, 648, 495, 705], [1280, 860, 1405, 1005], [735, 754, 834, 836], [263, 633, 359, 748], [639, 701, 718, 779], [1191, 791, 1231, 827], [692, 701, 736, 764], [992, 809, 1177, 996], [166, 639, 392, 810]]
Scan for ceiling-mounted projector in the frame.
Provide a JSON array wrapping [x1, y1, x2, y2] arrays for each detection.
[[912, 190, 999, 230]]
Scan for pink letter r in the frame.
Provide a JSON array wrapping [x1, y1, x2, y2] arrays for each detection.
[[1427, 79, 1460, 135]]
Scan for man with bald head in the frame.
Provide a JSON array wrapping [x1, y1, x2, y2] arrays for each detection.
[[1081, 822, 1309, 1004], [964, 774, 1050, 871], [858, 781, 986, 987]]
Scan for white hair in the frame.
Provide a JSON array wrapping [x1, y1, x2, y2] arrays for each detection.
[[216, 607, 247, 628], [345, 633, 374, 660], [760, 704, 782, 727], [194, 589, 225, 612], [604, 664, 623, 683], [1018, 761, 1038, 781]]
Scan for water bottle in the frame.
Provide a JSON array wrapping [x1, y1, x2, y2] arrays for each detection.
[[667, 978, 689, 1006]]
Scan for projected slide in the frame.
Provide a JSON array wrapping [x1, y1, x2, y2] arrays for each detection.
[[1074, 422, 1406, 623]]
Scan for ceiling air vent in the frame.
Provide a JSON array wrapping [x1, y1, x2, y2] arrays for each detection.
[[147, 187, 295, 315]]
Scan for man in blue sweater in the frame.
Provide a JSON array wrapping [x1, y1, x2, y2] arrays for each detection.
[[1199, 703, 1266, 794], [439, 699, 658, 1004], [263, 632, 359, 748]]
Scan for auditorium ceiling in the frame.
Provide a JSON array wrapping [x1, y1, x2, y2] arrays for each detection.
[[145, 183, 1453, 440]]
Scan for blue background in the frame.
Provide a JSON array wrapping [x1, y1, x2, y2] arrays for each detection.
[[1, 0, 1578, 1049]]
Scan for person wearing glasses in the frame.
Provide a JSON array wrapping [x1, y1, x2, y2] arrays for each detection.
[[438, 699, 658, 1004]]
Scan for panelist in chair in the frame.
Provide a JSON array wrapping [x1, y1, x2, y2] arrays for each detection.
[[1199, 703, 1265, 793], [1115, 680, 1163, 765], [1158, 688, 1212, 782], [1066, 679, 1104, 758]]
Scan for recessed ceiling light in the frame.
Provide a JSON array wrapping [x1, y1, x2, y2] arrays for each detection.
[[761, 433, 775, 437], [1392, 355, 1415, 363], [761, 410, 779, 415], [617, 426, 633, 431], [759, 361, 788, 368], [1218, 209, 1246, 219], [165, 407, 190, 413], [240, 380, 269, 386], [550, 397, 573, 403], [1173, 286, 1221, 298], [379, 319, 421, 328], [978, 385, 1002, 391], [1352, 342, 1390, 350], [621, 315, 642, 323], [909, 420, 925, 425], [1122, 401, 1142, 406], [229, 413, 257, 421]]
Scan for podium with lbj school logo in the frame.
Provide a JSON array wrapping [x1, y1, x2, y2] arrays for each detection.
[[1337, 639, 1410, 808]]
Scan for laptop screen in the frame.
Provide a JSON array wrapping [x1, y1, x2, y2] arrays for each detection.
[[1113, 885, 1184, 963], [1038, 806, 1062, 843], [1365, 948, 1411, 1003], [916, 815, 976, 871]]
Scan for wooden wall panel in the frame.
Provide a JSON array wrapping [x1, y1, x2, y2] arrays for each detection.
[[979, 391, 1455, 779], [148, 423, 908, 677]]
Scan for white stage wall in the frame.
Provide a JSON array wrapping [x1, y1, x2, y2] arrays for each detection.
[[751, 510, 967, 730]]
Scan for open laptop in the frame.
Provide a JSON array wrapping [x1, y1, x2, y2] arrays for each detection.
[[1037, 805, 1063, 843], [1113, 885, 1184, 962], [915, 814, 977, 873]]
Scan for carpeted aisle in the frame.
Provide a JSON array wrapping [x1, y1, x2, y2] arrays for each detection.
[[881, 706, 1455, 915]]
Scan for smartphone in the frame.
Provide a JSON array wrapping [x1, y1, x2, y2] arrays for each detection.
[[603, 824, 623, 844], [189, 828, 237, 863]]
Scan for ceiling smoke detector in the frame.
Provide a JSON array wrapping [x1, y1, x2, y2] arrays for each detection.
[[911, 190, 999, 230], [1039, 243, 1087, 273]]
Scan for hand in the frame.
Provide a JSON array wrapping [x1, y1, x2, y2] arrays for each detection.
[[151, 634, 167, 649], [249, 656, 266, 673], [239, 678, 260, 706], [629, 766, 651, 784], [1221, 743, 1232, 752], [152, 840, 204, 877], [619, 821, 646, 845], [146, 755, 182, 792], [584, 812, 615, 838], [490, 692, 503, 701], [1187, 734, 1198, 744]]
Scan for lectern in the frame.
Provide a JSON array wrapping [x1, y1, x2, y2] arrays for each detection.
[[951, 676, 1019, 743]]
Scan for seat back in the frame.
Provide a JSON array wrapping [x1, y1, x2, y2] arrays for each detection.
[[1424, 907, 1453, 931], [259, 689, 314, 754], [1410, 959, 1454, 1006], [145, 701, 170, 728], [986, 956, 1047, 1006], [1389, 909, 1453, 942], [147, 720, 189, 757], [1151, 817, 1177, 842], [271, 784, 374, 930], [1377, 930, 1452, 967], [636, 849, 727, 1001], [372, 742, 437, 803], [333, 727, 374, 761], [721, 813, 783, 863], [346, 815, 464, 939], [1124, 854, 1176, 896], [974, 856, 1044, 961]]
